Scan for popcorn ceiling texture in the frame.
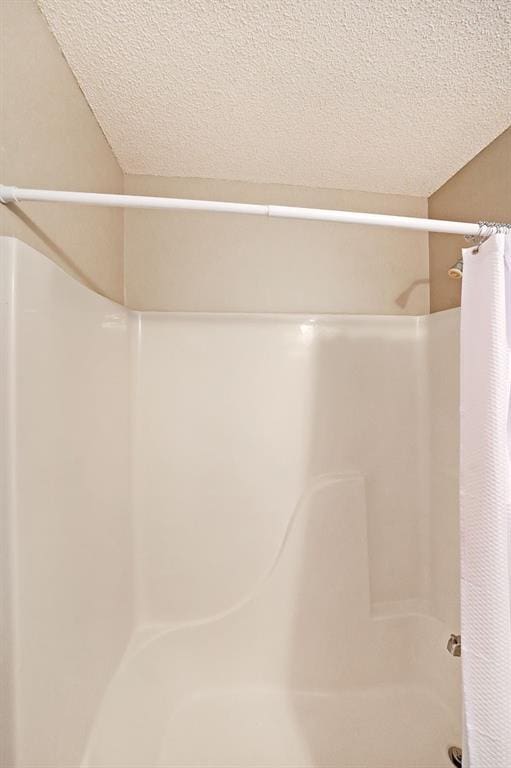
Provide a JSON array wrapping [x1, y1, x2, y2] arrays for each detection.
[[37, 0, 511, 196]]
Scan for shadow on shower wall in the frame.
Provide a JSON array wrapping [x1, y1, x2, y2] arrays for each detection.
[[395, 277, 430, 309]]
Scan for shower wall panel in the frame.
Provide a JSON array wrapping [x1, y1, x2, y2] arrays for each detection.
[[427, 309, 460, 626], [422, 308, 461, 716], [133, 312, 428, 625], [0, 240, 461, 767], [85, 308, 462, 767], [0, 238, 134, 768]]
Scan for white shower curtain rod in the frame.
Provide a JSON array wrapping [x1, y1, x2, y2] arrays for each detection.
[[0, 184, 493, 236]]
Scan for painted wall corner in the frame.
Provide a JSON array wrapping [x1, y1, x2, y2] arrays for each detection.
[[0, 0, 124, 303]]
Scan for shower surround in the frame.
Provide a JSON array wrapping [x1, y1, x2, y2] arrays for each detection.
[[1, 237, 460, 767]]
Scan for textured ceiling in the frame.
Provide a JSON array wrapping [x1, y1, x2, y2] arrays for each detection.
[[38, 0, 511, 196]]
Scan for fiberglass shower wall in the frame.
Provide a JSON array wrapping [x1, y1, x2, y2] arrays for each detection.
[[133, 313, 430, 622], [82, 307, 460, 767], [0, 238, 134, 768], [1, 237, 460, 767]]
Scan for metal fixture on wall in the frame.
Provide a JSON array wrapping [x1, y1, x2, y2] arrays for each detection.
[[446, 636, 462, 765], [448, 257, 464, 279]]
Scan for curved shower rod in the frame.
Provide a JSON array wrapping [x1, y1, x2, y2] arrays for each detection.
[[0, 184, 507, 237]]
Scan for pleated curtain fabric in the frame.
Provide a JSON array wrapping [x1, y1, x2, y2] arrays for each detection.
[[460, 232, 511, 767]]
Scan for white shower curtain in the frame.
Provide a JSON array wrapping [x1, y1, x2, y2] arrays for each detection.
[[460, 232, 511, 767]]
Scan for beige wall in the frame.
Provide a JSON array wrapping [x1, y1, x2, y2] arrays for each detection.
[[0, 0, 124, 302], [125, 175, 429, 314], [428, 127, 511, 313]]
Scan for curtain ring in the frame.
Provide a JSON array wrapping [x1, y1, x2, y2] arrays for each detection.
[[467, 221, 493, 253]]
